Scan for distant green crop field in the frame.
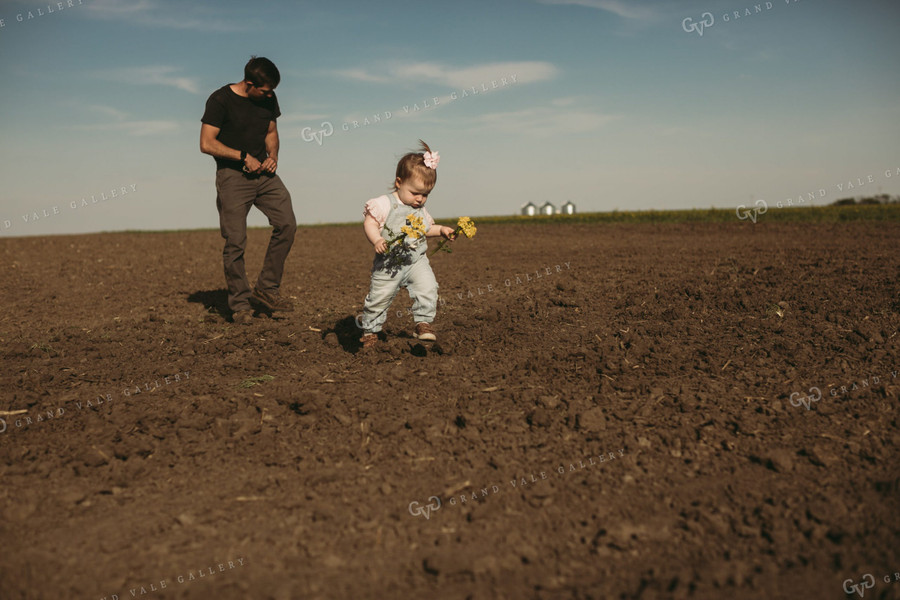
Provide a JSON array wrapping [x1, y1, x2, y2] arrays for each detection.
[[117, 203, 900, 235], [302, 203, 900, 229], [467, 203, 900, 225]]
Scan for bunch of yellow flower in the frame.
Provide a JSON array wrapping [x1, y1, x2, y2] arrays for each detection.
[[457, 216, 476, 239], [400, 214, 426, 240], [430, 216, 477, 256], [382, 213, 430, 272], [383, 213, 427, 253]]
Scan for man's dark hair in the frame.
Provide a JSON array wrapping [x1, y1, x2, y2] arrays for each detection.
[[244, 56, 280, 88]]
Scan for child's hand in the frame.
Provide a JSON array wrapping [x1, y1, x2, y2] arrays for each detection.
[[374, 238, 389, 254], [440, 226, 456, 240]]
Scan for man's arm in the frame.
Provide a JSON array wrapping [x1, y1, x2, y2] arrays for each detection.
[[199, 123, 262, 172], [260, 120, 279, 174]]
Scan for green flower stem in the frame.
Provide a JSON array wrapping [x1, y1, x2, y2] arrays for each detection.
[[429, 226, 462, 256]]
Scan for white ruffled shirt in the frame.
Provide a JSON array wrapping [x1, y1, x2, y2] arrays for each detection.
[[363, 193, 435, 231]]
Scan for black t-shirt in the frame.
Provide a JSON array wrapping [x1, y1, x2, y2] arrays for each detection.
[[201, 84, 281, 170]]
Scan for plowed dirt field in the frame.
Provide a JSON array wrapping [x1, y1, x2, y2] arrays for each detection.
[[1, 221, 898, 600]]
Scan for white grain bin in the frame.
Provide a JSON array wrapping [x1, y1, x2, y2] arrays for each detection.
[[562, 201, 576, 215], [539, 202, 556, 216], [521, 202, 537, 216]]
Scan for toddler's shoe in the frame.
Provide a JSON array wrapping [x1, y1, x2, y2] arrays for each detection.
[[360, 333, 379, 349], [414, 322, 436, 341]]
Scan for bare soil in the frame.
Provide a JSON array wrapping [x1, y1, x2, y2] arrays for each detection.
[[1, 221, 898, 600]]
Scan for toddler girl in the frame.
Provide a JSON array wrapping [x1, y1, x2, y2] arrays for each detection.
[[359, 141, 455, 348]]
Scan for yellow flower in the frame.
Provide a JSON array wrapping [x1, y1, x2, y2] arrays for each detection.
[[457, 216, 477, 239], [401, 214, 426, 240], [400, 225, 423, 239], [429, 216, 477, 256]]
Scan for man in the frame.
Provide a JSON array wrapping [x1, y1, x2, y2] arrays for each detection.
[[200, 56, 296, 324]]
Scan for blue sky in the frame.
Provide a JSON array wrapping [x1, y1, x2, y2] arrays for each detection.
[[1, 0, 898, 236]]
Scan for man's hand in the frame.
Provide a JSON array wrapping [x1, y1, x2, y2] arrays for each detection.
[[260, 156, 278, 173], [373, 238, 389, 254], [243, 154, 263, 174]]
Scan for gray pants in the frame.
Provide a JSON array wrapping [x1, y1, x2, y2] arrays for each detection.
[[215, 168, 296, 312]]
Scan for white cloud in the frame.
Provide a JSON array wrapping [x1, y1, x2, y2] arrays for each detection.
[[537, 0, 658, 20], [94, 66, 201, 95], [467, 102, 619, 137], [332, 68, 390, 84], [550, 97, 578, 107], [333, 61, 558, 88], [114, 120, 180, 136], [74, 105, 179, 136], [87, 104, 130, 121], [72, 120, 180, 136], [83, 0, 245, 32]]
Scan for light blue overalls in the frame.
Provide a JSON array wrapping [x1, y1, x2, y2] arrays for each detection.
[[360, 193, 439, 334]]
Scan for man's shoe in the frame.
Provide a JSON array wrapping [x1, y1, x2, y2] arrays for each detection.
[[414, 322, 436, 341], [360, 333, 379, 349], [232, 309, 253, 324], [252, 287, 295, 312]]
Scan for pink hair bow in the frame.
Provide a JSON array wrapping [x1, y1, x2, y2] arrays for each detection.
[[423, 150, 440, 169]]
